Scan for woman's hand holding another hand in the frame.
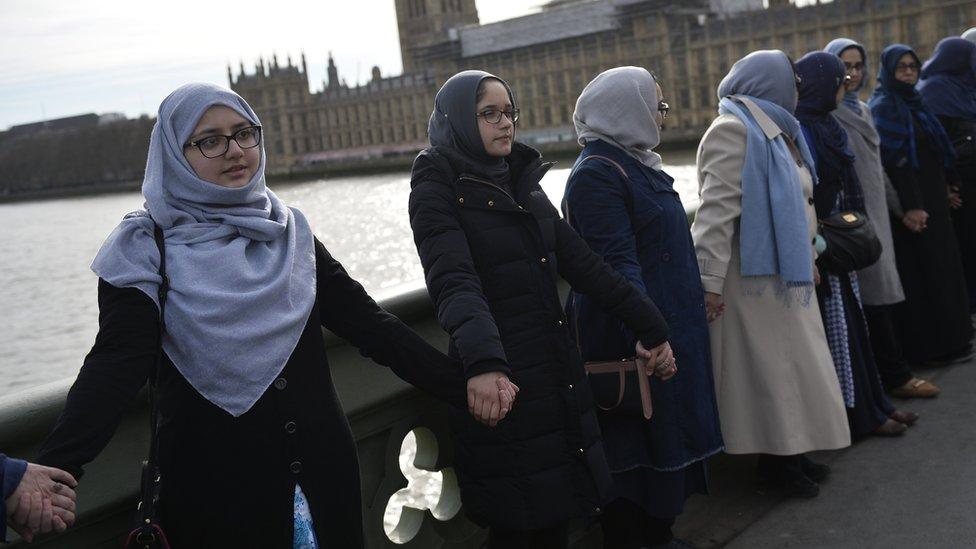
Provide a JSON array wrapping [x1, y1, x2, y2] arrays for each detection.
[[704, 292, 724, 322], [636, 341, 677, 380], [467, 372, 519, 427]]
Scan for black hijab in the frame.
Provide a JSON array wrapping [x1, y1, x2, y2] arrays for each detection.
[[427, 70, 516, 188]]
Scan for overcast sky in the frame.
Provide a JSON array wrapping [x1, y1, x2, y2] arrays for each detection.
[[0, 0, 540, 130]]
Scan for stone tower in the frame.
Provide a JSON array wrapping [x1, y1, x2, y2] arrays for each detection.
[[394, 0, 479, 73]]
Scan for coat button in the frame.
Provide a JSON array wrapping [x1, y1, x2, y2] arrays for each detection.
[[289, 460, 302, 474], [458, 197, 465, 204], [488, 200, 494, 207], [595, 507, 602, 514], [568, 384, 574, 389], [285, 421, 297, 434], [556, 320, 564, 327], [662, 252, 671, 262], [518, 205, 524, 210], [807, 197, 814, 205], [578, 448, 585, 455], [540, 257, 548, 263], [273, 378, 287, 391]]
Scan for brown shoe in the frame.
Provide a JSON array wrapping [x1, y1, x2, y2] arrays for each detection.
[[890, 410, 919, 426], [889, 378, 941, 399], [873, 418, 908, 437]]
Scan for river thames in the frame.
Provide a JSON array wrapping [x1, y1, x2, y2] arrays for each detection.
[[0, 151, 697, 397]]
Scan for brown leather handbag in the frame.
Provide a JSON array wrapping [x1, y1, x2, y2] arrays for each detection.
[[584, 359, 653, 420]]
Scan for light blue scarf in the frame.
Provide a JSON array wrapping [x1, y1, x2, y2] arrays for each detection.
[[716, 50, 816, 291], [91, 83, 316, 417]]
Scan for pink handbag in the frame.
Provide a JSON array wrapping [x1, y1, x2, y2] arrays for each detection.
[[583, 359, 653, 420]]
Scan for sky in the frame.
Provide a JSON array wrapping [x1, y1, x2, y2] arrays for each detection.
[[0, 0, 541, 130]]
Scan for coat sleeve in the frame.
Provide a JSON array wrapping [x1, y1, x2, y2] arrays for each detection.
[[563, 164, 647, 295], [408, 181, 511, 380], [691, 116, 746, 295], [551, 193, 669, 349], [315, 239, 466, 410], [36, 280, 156, 480]]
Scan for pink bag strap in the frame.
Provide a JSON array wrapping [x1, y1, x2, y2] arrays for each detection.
[[583, 359, 653, 420]]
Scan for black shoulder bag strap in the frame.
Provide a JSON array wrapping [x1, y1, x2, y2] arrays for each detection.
[[126, 221, 171, 549]]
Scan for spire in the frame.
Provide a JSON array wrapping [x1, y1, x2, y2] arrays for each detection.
[[287, 53, 292, 67], [238, 59, 245, 77], [227, 63, 233, 84], [272, 53, 279, 70], [301, 52, 308, 75], [327, 52, 339, 89]]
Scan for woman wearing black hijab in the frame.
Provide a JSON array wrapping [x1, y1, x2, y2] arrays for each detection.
[[408, 70, 673, 546], [870, 45, 973, 365]]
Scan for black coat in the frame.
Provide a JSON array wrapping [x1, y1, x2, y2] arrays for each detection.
[[939, 114, 976, 304], [408, 143, 669, 531], [37, 239, 464, 548]]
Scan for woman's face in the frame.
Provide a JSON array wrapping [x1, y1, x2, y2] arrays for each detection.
[[654, 82, 665, 129], [894, 52, 920, 85], [183, 105, 260, 188], [476, 79, 515, 158], [840, 47, 864, 91]]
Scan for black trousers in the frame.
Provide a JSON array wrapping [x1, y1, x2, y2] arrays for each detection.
[[599, 498, 674, 549], [863, 304, 914, 390], [486, 522, 569, 549]]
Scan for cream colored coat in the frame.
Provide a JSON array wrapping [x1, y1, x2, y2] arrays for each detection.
[[691, 100, 851, 455]]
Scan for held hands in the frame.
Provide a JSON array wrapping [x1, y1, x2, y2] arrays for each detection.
[[5, 463, 78, 542], [704, 292, 725, 323], [636, 340, 677, 381], [902, 209, 929, 233], [466, 372, 519, 427]]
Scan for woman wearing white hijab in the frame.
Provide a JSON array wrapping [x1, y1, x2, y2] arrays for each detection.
[[34, 83, 502, 547], [564, 67, 723, 548], [691, 51, 850, 498]]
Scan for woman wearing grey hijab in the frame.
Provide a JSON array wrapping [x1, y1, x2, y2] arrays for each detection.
[[409, 70, 672, 546], [823, 38, 941, 399], [564, 67, 723, 548], [34, 83, 479, 547], [691, 50, 849, 498]]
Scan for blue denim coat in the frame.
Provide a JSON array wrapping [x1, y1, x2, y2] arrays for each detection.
[[564, 140, 724, 472]]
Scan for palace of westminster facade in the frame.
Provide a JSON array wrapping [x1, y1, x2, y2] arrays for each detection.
[[227, 0, 976, 171]]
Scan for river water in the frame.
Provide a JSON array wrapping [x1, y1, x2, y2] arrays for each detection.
[[0, 150, 697, 397]]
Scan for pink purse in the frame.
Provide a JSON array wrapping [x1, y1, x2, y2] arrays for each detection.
[[583, 359, 653, 420]]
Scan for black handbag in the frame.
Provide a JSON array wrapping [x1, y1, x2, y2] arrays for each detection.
[[124, 221, 171, 549], [817, 210, 882, 274]]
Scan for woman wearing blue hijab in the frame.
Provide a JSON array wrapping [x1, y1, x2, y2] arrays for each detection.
[[823, 39, 941, 400], [33, 83, 486, 547], [919, 37, 976, 312], [795, 51, 916, 438], [870, 45, 973, 365], [691, 50, 850, 499]]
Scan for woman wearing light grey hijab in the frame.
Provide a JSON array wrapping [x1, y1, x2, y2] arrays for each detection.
[[963, 27, 976, 43], [565, 67, 724, 548], [34, 83, 485, 547]]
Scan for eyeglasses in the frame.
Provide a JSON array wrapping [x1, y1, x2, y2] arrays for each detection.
[[843, 62, 865, 73], [184, 125, 262, 158], [658, 101, 670, 119], [895, 62, 920, 73], [476, 108, 520, 124]]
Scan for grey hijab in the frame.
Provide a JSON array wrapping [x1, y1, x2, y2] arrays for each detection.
[[573, 66, 663, 170], [963, 27, 976, 44], [91, 83, 315, 417], [427, 70, 515, 184]]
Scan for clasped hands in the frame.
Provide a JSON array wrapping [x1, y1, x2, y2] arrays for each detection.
[[5, 463, 78, 542], [636, 340, 677, 381]]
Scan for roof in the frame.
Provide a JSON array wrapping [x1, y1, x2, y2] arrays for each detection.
[[459, 0, 620, 58]]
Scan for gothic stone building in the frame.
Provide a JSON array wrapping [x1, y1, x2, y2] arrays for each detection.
[[229, 0, 976, 172]]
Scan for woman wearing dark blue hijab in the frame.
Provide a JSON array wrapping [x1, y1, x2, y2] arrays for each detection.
[[795, 52, 915, 438], [869, 45, 973, 365], [919, 37, 976, 311]]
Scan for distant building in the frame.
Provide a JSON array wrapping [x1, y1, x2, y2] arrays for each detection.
[[229, 0, 976, 171]]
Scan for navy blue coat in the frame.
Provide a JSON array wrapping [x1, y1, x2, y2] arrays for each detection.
[[564, 140, 723, 473]]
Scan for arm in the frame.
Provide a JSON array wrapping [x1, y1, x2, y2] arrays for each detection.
[[36, 280, 155, 480], [691, 116, 746, 296], [407, 182, 510, 380], [314, 239, 466, 410]]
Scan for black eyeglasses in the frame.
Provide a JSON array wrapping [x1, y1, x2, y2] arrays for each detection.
[[895, 62, 920, 72], [658, 101, 670, 119], [477, 108, 520, 124], [184, 125, 262, 158]]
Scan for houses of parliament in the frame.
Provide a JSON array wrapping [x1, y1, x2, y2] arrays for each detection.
[[228, 0, 976, 171]]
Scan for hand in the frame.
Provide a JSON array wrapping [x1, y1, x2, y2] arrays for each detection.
[[467, 372, 519, 427], [949, 186, 963, 209], [814, 264, 821, 286], [636, 341, 677, 380], [6, 463, 78, 542], [902, 209, 928, 232], [704, 292, 724, 323]]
